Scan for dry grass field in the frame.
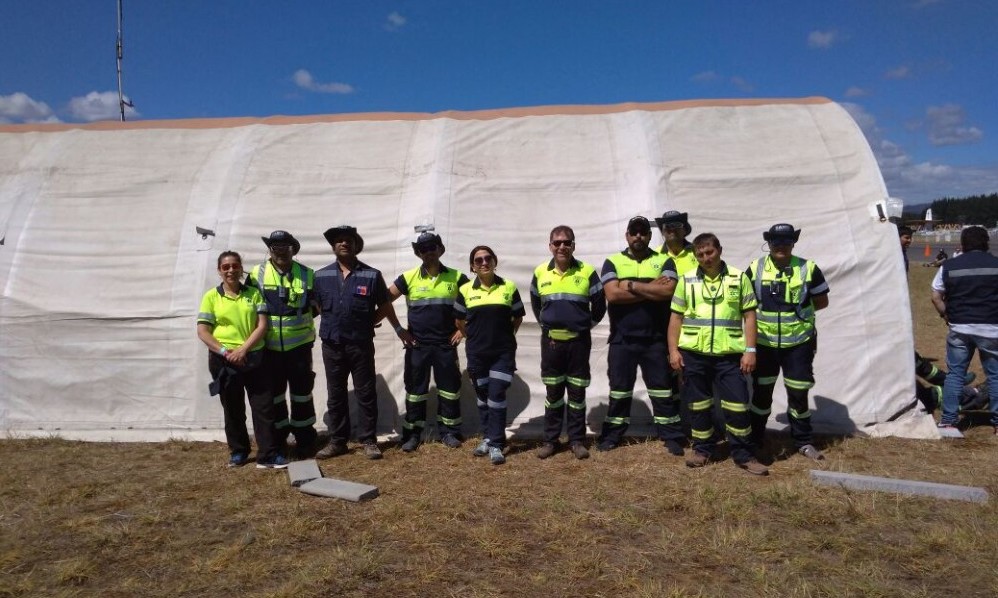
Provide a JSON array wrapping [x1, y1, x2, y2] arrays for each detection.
[[3, 266, 997, 597]]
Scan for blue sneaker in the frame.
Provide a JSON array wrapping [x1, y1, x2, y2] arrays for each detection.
[[256, 454, 289, 469], [228, 453, 249, 468]]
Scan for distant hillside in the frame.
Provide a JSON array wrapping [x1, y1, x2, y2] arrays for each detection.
[[903, 193, 998, 227]]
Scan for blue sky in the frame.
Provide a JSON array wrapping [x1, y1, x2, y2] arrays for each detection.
[[2, 0, 995, 205]]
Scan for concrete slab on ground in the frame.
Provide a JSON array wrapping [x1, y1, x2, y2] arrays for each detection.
[[298, 478, 379, 502], [811, 470, 988, 503], [287, 460, 322, 487]]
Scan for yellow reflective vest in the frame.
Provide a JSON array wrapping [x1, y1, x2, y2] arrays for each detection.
[[660, 242, 699, 277], [250, 260, 316, 351], [746, 255, 824, 348], [671, 264, 757, 355]]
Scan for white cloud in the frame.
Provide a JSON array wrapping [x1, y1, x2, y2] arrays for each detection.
[[807, 30, 838, 49], [730, 76, 754, 92], [844, 86, 868, 98], [292, 69, 355, 95], [691, 71, 753, 92], [885, 65, 911, 79], [925, 103, 983, 146], [842, 102, 997, 201], [385, 11, 407, 31], [0, 92, 60, 123], [67, 91, 138, 122]]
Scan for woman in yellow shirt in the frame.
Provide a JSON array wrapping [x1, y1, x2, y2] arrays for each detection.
[[197, 251, 285, 469]]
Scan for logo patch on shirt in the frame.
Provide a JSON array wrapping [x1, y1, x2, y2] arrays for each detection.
[[355, 286, 369, 296]]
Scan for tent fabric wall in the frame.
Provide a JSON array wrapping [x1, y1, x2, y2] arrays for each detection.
[[0, 97, 937, 440]]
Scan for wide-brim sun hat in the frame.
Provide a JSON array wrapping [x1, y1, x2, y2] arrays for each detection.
[[763, 223, 801, 244], [654, 210, 692, 236], [261, 230, 301, 255], [323, 226, 365, 253]]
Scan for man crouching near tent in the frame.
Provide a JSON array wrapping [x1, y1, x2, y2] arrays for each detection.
[[668, 233, 768, 475]]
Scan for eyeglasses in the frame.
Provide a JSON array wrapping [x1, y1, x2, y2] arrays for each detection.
[[219, 263, 242, 272], [550, 239, 574, 247], [473, 255, 494, 265], [417, 243, 439, 253]]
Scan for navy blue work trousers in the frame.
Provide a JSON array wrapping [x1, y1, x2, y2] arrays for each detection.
[[321, 338, 379, 445], [466, 350, 515, 448]]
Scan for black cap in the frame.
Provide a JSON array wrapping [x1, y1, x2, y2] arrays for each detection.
[[323, 226, 365, 254], [654, 210, 692, 236], [626, 216, 652, 234], [261, 230, 301, 255], [763, 223, 801, 244]]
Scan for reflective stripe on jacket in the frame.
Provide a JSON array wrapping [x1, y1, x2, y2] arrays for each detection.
[[530, 258, 606, 338], [747, 255, 824, 348], [672, 264, 756, 355], [251, 261, 316, 351]]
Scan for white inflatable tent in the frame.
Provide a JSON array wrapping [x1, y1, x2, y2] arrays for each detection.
[[0, 97, 938, 441]]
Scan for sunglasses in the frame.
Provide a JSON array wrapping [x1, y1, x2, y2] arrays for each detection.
[[219, 263, 242, 272], [627, 228, 651, 236], [417, 243, 439, 253], [664, 223, 685, 230], [550, 239, 574, 247], [473, 255, 495, 265]]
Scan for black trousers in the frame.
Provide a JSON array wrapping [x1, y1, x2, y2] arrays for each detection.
[[265, 344, 317, 447], [599, 339, 680, 445], [540, 332, 591, 444], [402, 344, 463, 440], [208, 351, 279, 459], [682, 350, 755, 463], [915, 351, 946, 386], [750, 339, 816, 448], [321, 338, 378, 445]]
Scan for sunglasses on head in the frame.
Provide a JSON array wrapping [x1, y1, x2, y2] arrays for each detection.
[[473, 255, 494, 265], [550, 239, 574, 247]]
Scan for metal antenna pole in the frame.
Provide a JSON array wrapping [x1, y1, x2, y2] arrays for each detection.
[[116, 0, 125, 121]]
